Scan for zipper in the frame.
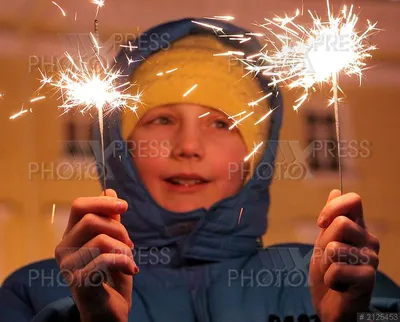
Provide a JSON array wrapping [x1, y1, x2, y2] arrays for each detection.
[[184, 265, 211, 322]]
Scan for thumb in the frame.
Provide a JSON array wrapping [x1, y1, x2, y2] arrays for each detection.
[[326, 189, 341, 204]]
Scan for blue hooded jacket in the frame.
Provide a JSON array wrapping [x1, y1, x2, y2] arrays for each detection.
[[1, 18, 399, 322]]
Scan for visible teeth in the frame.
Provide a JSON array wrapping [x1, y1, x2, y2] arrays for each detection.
[[170, 178, 203, 185]]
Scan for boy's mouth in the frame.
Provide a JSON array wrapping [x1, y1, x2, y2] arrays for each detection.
[[164, 174, 210, 187]]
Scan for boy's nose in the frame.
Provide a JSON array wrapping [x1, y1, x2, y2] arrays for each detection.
[[170, 126, 205, 161]]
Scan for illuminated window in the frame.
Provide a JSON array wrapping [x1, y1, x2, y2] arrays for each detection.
[[302, 102, 356, 179], [64, 113, 94, 158], [305, 109, 340, 173]]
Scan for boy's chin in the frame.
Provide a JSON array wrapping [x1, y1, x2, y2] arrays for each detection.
[[160, 200, 211, 213]]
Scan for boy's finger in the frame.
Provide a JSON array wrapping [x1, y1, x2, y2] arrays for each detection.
[[320, 242, 379, 277], [104, 189, 117, 198], [65, 197, 128, 235], [324, 262, 375, 293], [103, 189, 120, 222], [317, 215, 368, 250], [326, 189, 342, 204], [318, 193, 365, 229], [66, 253, 137, 289], [59, 234, 135, 273], [61, 213, 133, 249]]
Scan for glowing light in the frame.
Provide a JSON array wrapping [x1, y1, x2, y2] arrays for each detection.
[[229, 111, 254, 130], [248, 93, 273, 107], [198, 112, 210, 118], [204, 16, 235, 21], [191, 21, 224, 33], [254, 108, 276, 125], [244, 142, 264, 162], [30, 96, 46, 103], [242, 1, 378, 193], [214, 51, 245, 57], [183, 84, 198, 97], [238, 207, 244, 224], [39, 53, 142, 116], [166, 68, 178, 74], [243, 0, 378, 110], [51, 204, 56, 224], [52, 1, 66, 16], [10, 109, 28, 120], [92, 0, 105, 7], [228, 110, 247, 119]]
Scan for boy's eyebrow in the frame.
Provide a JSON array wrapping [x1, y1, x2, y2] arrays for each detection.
[[204, 108, 229, 118], [209, 110, 235, 122]]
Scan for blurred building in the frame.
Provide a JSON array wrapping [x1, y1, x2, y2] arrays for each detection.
[[0, 0, 399, 285]]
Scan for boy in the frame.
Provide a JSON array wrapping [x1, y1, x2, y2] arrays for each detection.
[[2, 18, 400, 322]]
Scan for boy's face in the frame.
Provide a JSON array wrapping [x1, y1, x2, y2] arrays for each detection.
[[129, 103, 249, 213]]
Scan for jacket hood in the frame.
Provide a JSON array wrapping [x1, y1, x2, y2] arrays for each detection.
[[93, 18, 284, 265]]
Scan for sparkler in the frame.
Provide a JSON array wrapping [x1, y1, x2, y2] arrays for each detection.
[[228, 111, 247, 119], [191, 20, 224, 33], [229, 111, 254, 130], [238, 207, 244, 225], [10, 108, 28, 120], [242, 0, 378, 193], [198, 112, 210, 118], [37, 0, 142, 193], [9, 95, 45, 119], [183, 84, 198, 97], [30, 96, 46, 103], [52, 1, 66, 17], [244, 142, 264, 162], [51, 204, 56, 225], [93, 2, 106, 192], [213, 51, 245, 57], [39, 52, 142, 191], [204, 16, 235, 22], [156, 68, 178, 77], [10, 0, 142, 196]]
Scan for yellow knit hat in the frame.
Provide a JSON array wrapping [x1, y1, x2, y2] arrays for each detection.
[[122, 35, 270, 176]]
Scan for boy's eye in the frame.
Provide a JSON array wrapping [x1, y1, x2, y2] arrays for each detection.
[[151, 116, 172, 125], [213, 119, 230, 129]]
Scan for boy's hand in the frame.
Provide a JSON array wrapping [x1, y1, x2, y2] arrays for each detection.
[[309, 190, 380, 322], [54, 189, 138, 322]]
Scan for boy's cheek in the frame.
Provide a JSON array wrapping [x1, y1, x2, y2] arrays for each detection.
[[226, 162, 250, 182], [130, 139, 171, 158], [159, 140, 172, 157], [227, 163, 240, 179]]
